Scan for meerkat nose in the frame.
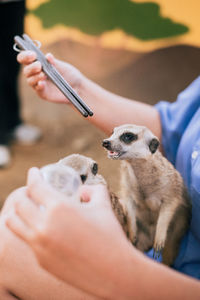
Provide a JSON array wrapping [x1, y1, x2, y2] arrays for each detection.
[[102, 140, 111, 149]]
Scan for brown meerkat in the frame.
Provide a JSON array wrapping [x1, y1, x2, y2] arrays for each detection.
[[102, 124, 191, 266], [40, 154, 128, 235]]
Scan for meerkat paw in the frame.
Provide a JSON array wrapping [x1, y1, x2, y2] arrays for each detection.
[[132, 236, 138, 246], [129, 230, 137, 245], [153, 240, 165, 260]]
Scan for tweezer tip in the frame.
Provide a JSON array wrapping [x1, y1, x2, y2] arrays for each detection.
[[88, 111, 94, 117], [82, 111, 93, 117], [83, 112, 89, 118]]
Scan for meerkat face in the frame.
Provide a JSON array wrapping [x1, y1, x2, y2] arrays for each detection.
[[102, 124, 159, 160], [58, 154, 98, 184], [40, 164, 81, 197]]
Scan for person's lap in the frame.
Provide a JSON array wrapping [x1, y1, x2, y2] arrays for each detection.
[[0, 193, 98, 300]]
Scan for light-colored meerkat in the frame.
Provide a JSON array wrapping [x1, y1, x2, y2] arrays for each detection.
[[40, 154, 128, 235], [102, 124, 191, 266]]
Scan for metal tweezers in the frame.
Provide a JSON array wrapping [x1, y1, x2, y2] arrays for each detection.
[[13, 34, 93, 118]]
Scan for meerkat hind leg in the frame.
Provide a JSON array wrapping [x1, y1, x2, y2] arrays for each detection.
[[162, 205, 191, 266], [135, 218, 154, 252]]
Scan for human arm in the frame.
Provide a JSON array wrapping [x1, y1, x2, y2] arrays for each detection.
[[17, 51, 161, 138], [155, 76, 200, 163], [6, 168, 200, 300]]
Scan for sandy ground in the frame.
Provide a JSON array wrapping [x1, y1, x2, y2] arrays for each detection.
[[0, 40, 200, 207]]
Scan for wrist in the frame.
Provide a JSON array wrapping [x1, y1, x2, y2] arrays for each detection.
[[78, 75, 93, 99]]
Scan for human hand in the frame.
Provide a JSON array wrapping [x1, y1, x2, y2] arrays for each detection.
[[6, 168, 132, 299], [17, 51, 85, 104]]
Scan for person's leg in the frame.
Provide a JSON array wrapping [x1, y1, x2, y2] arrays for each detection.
[[0, 1, 25, 167], [0, 195, 99, 300], [0, 1, 41, 167], [0, 1, 25, 144]]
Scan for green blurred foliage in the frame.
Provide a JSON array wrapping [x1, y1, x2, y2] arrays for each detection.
[[31, 0, 189, 40]]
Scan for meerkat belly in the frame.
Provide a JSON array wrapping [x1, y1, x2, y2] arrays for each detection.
[[139, 184, 163, 212], [135, 208, 158, 252], [145, 194, 163, 212]]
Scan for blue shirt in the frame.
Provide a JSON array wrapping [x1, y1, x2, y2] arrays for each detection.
[[147, 76, 200, 279]]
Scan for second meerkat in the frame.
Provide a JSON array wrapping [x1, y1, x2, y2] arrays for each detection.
[[102, 124, 191, 266], [40, 154, 128, 236]]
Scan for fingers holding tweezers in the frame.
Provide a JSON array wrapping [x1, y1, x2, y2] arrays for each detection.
[[17, 50, 37, 65], [23, 61, 42, 77], [14, 34, 93, 117], [27, 72, 47, 88]]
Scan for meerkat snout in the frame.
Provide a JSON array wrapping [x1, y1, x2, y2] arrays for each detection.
[[102, 124, 160, 160], [102, 140, 111, 149]]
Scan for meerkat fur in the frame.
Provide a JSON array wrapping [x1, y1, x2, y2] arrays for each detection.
[[102, 124, 191, 266], [41, 154, 128, 235]]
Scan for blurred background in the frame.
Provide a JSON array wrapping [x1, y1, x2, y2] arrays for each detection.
[[1, 0, 200, 207]]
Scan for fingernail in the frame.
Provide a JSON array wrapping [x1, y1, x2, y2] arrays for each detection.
[[29, 167, 40, 177], [27, 167, 39, 183], [26, 51, 35, 58]]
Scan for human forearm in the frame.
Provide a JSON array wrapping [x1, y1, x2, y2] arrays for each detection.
[[49, 236, 200, 300], [105, 248, 200, 300], [17, 51, 161, 139], [79, 77, 161, 138]]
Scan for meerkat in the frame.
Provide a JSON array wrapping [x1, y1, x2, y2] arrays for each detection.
[[40, 154, 128, 235], [102, 124, 191, 266]]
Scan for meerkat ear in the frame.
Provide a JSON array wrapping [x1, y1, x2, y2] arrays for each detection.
[[149, 138, 160, 154], [143, 128, 160, 154], [92, 163, 98, 175]]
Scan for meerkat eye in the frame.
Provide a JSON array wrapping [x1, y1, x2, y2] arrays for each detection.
[[80, 174, 87, 183], [91, 163, 98, 175], [120, 132, 138, 144]]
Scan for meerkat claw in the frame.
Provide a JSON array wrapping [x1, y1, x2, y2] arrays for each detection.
[[153, 244, 164, 260], [132, 236, 138, 246]]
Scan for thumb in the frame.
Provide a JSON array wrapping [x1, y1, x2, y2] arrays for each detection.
[[27, 167, 77, 207], [27, 167, 43, 187], [80, 185, 111, 208], [27, 167, 58, 206]]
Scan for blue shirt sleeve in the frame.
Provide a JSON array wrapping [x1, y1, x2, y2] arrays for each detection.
[[155, 76, 200, 165]]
